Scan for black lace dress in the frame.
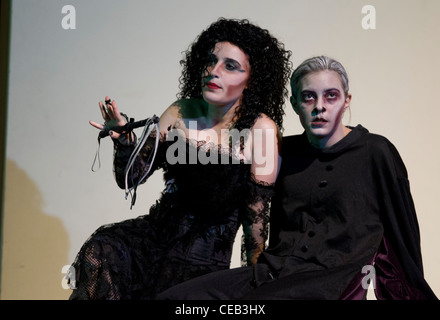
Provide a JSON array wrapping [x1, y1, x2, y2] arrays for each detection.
[[69, 128, 274, 300]]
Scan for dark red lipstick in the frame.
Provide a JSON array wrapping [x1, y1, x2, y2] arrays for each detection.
[[206, 81, 221, 89]]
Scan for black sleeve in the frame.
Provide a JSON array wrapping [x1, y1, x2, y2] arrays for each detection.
[[372, 137, 437, 299], [113, 126, 166, 189]]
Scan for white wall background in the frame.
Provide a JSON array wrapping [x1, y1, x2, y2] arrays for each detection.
[[2, 0, 439, 299]]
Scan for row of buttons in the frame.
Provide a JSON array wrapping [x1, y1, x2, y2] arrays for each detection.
[[300, 230, 316, 252], [319, 164, 333, 187], [302, 163, 333, 253]]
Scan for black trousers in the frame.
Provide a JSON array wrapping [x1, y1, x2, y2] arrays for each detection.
[[157, 263, 277, 300], [157, 261, 360, 300]]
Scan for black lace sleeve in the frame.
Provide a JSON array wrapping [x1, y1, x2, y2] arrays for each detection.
[[113, 126, 165, 189], [240, 178, 275, 266], [113, 125, 168, 208]]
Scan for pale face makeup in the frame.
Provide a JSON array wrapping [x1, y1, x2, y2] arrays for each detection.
[[202, 41, 250, 110], [291, 70, 351, 149]]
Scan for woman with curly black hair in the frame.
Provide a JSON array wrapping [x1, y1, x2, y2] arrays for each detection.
[[69, 18, 292, 300]]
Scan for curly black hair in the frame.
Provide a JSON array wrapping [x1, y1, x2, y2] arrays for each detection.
[[177, 18, 292, 131]]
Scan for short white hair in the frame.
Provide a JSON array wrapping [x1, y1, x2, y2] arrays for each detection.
[[290, 56, 349, 103]]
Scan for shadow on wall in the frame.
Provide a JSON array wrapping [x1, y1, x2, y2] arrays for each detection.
[[1, 159, 71, 299]]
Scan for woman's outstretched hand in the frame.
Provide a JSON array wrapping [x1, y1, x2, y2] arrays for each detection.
[[89, 96, 134, 145]]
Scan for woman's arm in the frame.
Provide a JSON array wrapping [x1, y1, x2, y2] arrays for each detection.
[[89, 97, 181, 190], [242, 115, 282, 265]]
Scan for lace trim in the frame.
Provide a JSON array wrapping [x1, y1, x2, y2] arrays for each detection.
[[240, 177, 275, 266]]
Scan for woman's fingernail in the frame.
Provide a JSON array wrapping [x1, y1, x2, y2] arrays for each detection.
[[109, 130, 113, 136]]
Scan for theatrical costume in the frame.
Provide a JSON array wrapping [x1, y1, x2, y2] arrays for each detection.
[[69, 124, 273, 300], [158, 124, 438, 300]]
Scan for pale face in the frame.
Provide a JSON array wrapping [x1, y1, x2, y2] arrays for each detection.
[[202, 41, 250, 109], [291, 70, 351, 149]]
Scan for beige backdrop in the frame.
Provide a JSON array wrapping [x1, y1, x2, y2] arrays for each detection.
[[1, 0, 439, 299]]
